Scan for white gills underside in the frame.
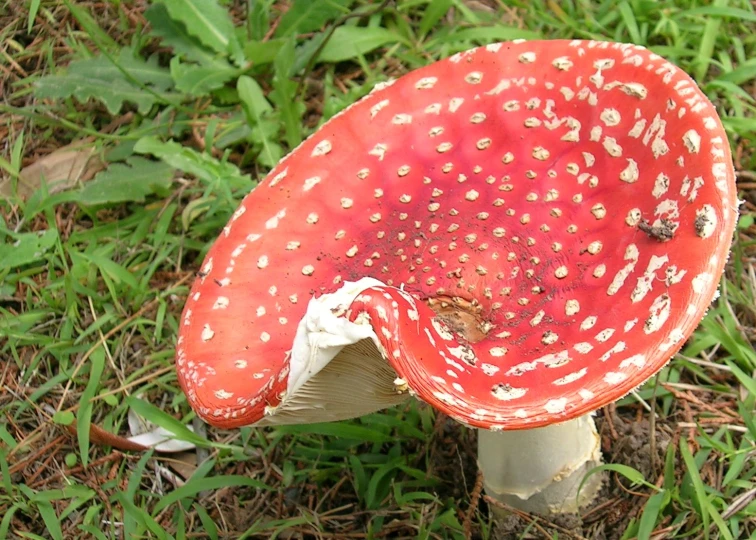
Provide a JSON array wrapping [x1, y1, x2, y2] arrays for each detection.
[[258, 277, 407, 425]]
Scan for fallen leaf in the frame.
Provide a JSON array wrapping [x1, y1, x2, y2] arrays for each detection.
[[127, 405, 197, 453], [165, 451, 199, 481], [6, 140, 106, 199]]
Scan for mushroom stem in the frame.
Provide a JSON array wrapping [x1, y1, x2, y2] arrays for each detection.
[[477, 415, 604, 516]]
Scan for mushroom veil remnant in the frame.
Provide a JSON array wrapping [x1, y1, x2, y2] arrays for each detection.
[[177, 39, 738, 516]]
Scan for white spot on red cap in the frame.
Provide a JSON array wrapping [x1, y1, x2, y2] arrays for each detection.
[[201, 324, 214, 342], [492, 384, 527, 401], [213, 297, 229, 310], [544, 398, 567, 413], [311, 140, 332, 156]]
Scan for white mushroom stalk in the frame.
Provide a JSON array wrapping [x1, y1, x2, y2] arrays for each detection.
[[176, 40, 738, 517], [478, 416, 603, 515]]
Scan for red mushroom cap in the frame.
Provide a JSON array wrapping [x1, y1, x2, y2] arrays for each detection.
[[177, 39, 738, 430]]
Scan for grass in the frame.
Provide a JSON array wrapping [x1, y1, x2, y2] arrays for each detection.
[[1, 0, 755, 538]]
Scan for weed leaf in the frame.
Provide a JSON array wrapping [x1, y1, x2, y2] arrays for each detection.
[[34, 49, 173, 114], [0, 229, 59, 271], [170, 57, 239, 96], [74, 157, 174, 206], [134, 136, 253, 192]]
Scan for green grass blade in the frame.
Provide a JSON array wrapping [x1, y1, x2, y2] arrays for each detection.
[[77, 347, 106, 467]]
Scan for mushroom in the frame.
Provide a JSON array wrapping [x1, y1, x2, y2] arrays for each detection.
[[176, 39, 738, 515]]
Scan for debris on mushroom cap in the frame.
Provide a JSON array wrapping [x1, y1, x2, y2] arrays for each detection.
[[176, 39, 738, 430]]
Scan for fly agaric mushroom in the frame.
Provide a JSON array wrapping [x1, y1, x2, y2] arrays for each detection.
[[176, 39, 738, 515]]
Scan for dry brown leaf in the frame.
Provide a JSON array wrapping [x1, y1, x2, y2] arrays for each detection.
[[165, 451, 199, 481], [3, 140, 106, 199]]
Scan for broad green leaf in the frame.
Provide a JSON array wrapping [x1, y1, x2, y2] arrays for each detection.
[[77, 347, 106, 467], [74, 157, 174, 206], [275, 0, 351, 37], [0, 229, 59, 271], [161, 0, 244, 65], [317, 26, 405, 63]]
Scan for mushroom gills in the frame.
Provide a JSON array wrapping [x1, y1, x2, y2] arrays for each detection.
[[255, 338, 408, 426]]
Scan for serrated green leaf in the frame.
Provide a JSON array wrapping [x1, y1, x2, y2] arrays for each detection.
[[74, 157, 174, 206], [34, 49, 174, 115], [0, 229, 59, 271], [317, 26, 404, 63], [35, 74, 152, 115], [134, 136, 253, 191], [169, 57, 239, 96], [275, 0, 351, 37], [117, 51, 175, 91], [160, 0, 244, 65]]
